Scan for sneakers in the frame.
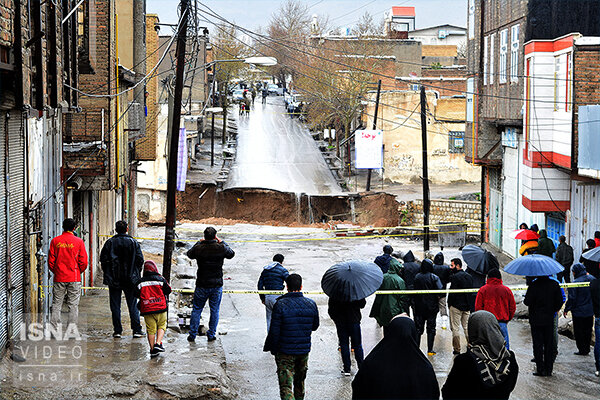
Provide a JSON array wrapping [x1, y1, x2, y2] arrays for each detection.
[[112, 333, 122, 338], [154, 343, 165, 352], [133, 332, 144, 338], [341, 370, 351, 376], [150, 347, 160, 358], [187, 335, 196, 342], [207, 336, 217, 342]]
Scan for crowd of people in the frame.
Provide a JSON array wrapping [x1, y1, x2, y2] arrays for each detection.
[[46, 220, 600, 399]]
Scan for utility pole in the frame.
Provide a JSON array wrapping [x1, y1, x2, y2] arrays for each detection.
[[366, 80, 381, 192], [420, 85, 430, 251], [162, 0, 189, 282], [129, 0, 146, 238], [211, 76, 216, 167]]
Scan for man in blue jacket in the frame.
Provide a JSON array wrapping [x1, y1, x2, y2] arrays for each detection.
[[264, 274, 319, 400], [257, 254, 289, 331], [374, 245, 394, 273]]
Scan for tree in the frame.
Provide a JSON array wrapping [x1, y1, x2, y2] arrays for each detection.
[[351, 11, 385, 37]]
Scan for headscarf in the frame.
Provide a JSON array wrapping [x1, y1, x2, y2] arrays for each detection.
[[468, 310, 513, 387], [144, 260, 159, 274], [352, 317, 439, 399]]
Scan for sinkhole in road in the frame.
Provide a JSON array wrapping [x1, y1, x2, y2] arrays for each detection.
[[174, 183, 400, 227]]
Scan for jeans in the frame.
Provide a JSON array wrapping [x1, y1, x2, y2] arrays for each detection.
[[265, 294, 279, 333], [334, 321, 364, 372], [275, 353, 309, 400], [414, 312, 437, 352], [594, 317, 600, 371], [109, 286, 142, 334], [498, 322, 510, 350], [189, 286, 223, 339], [573, 316, 594, 354], [449, 306, 469, 352], [531, 324, 555, 375], [51, 281, 81, 326]]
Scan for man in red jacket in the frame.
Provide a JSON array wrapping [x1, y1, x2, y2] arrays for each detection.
[[475, 268, 516, 349], [48, 218, 88, 327]]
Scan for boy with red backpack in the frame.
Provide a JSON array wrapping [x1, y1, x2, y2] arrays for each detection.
[[135, 260, 171, 357]]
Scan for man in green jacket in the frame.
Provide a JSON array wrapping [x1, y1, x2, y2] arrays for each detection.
[[370, 258, 409, 332]]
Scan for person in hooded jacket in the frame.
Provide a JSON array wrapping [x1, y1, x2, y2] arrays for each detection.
[[352, 316, 439, 400], [414, 259, 443, 355], [475, 269, 516, 350], [374, 245, 394, 274], [433, 252, 451, 328], [536, 230, 556, 258], [100, 220, 144, 338], [590, 277, 600, 377], [564, 263, 596, 355], [370, 258, 409, 330], [257, 254, 290, 332], [555, 235, 574, 283], [134, 260, 172, 357], [402, 250, 420, 317], [442, 310, 519, 400]]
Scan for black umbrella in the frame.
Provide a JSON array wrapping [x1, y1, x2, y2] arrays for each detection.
[[461, 245, 499, 275], [321, 260, 384, 302]]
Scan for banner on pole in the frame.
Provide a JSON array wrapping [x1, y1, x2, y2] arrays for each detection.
[[355, 129, 383, 169], [176, 128, 187, 191]]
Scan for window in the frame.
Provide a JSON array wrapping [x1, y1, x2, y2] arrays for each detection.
[[510, 25, 519, 83], [499, 29, 508, 84], [554, 54, 567, 111], [566, 53, 572, 112], [483, 36, 488, 85], [490, 33, 495, 84], [448, 131, 465, 153]]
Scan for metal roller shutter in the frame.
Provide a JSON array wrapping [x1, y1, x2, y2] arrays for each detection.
[[7, 112, 26, 340], [0, 114, 8, 350]]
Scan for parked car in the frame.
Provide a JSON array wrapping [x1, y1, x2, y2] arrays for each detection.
[[267, 83, 283, 96], [232, 89, 245, 103]]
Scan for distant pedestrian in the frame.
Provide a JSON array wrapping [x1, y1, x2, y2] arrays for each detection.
[[374, 245, 394, 274], [524, 275, 564, 376], [433, 252, 451, 329], [530, 224, 539, 234], [413, 259, 443, 355], [264, 274, 319, 400], [519, 222, 529, 246], [402, 250, 420, 317], [581, 239, 600, 278], [442, 311, 519, 400], [370, 258, 409, 330], [134, 260, 171, 358], [186, 226, 235, 342], [100, 220, 144, 338], [536, 230, 556, 258], [589, 277, 600, 377], [352, 316, 439, 400], [475, 269, 516, 349], [49, 218, 88, 327], [595, 231, 600, 248], [564, 263, 596, 356], [328, 297, 365, 375], [258, 254, 289, 332], [447, 258, 473, 354], [262, 88, 268, 104], [519, 239, 538, 256], [555, 235, 574, 283]]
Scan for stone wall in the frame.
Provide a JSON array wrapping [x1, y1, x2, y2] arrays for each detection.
[[402, 198, 482, 232]]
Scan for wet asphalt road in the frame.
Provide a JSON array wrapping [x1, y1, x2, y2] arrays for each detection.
[[224, 97, 342, 195], [139, 224, 599, 400]]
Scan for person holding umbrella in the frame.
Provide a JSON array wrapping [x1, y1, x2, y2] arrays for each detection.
[[322, 260, 383, 375], [505, 255, 565, 376], [413, 259, 443, 355]]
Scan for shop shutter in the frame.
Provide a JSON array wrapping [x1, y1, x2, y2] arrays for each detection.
[[0, 114, 8, 350], [7, 113, 26, 340]]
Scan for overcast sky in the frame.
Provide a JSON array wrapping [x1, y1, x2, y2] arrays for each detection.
[[147, 0, 467, 32]]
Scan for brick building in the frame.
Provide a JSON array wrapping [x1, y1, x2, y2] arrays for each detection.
[[465, 0, 600, 253], [0, 0, 67, 351]]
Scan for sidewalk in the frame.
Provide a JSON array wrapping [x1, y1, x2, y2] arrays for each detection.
[[0, 291, 235, 399]]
